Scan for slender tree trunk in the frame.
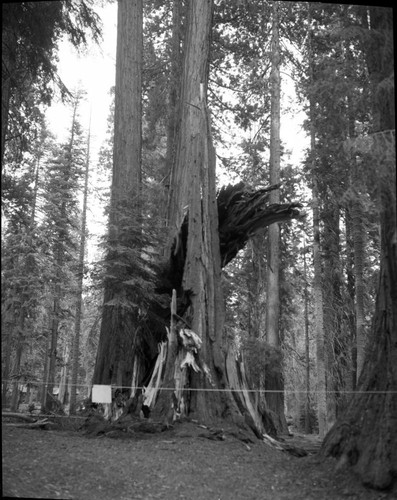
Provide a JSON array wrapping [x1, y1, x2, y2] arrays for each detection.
[[1, 313, 13, 408], [248, 236, 265, 340], [351, 172, 366, 382], [30, 154, 41, 226], [307, 7, 327, 438], [266, 1, 281, 349], [303, 239, 312, 434], [40, 326, 50, 410], [69, 117, 91, 415], [345, 207, 357, 390], [312, 176, 327, 438], [345, 50, 366, 387], [322, 200, 342, 426], [58, 340, 70, 405], [1, 21, 16, 166], [45, 282, 61, 412], [265, 0, 288, 435], [248, 235, 266, 408], [10, 313, 25, 412], [288, 327, 301, 431]]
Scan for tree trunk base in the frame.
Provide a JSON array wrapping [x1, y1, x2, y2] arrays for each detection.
[[321, 391, 397, 490]]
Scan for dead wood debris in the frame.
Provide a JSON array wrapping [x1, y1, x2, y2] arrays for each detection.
[[2, 412, 55, 429]]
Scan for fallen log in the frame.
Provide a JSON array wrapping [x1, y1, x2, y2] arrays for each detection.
[[3, 418, 55, 429], [2, 412, 36, 423], [262, 432, 308, 457]]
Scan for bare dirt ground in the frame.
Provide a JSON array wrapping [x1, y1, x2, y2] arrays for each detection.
[[2, 418, 395, 500]]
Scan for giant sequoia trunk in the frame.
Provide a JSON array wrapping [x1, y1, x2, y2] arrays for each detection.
[[321, 7, 396, 490], [92, 0, 301, 437], [321, 136, 396, 489], [134, 0, 301, 435], [151, 0, 252, 429], [93, 0, 144, 391]]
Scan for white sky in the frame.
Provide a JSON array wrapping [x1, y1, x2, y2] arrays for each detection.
[[46, 2, 117, 159]]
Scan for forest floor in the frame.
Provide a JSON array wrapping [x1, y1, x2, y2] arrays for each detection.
[[2, 416, 396, 500]]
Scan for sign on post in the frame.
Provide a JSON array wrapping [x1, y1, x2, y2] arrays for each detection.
[[92, 384, 112, 404]]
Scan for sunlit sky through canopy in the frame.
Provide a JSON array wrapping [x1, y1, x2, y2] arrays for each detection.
[[46, 2, 117, 158]]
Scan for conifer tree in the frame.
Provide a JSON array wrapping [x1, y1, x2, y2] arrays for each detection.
[[69, 114, 91, 415], [265, 0, 288, 434], [322, 6, 396, 489], [1, 118, 54, 410], [41, 92, 86, 412], [2, 1, 101, 165]]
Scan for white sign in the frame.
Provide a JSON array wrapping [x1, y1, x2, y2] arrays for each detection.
[[92, 384, 112, 404]]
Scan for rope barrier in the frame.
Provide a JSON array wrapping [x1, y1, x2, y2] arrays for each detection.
[[2, 380, 396, 394]]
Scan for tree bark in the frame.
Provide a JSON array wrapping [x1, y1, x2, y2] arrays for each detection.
[[344, 210, 357, 390], [322, 136, 396, 489], [1, 19, 16, 166], [165, 0, 183, 212], [153, 0, 232, 424], [322, 198, 343, 426], [40, 326, 50, 410], [58, 340, 70, 405], [1, 311, 13, 408], [93, 0, 143, 394], [247, 235, 266, 409], [303, 240, 312, 434], [69, 115, 91, 415], [45, 282, 61, 412], [351, 167, 366, 384], [30, 148, 42, 226], [306, 8, 327, 438], [10, 313, 25, 412], [322, 7, 396, 489], [345, 80, 366, 389], [91, 0, 301, 438], [149, 0, 297, 437], [312, 181, 327, 438], [265, 1, 288, 435]]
